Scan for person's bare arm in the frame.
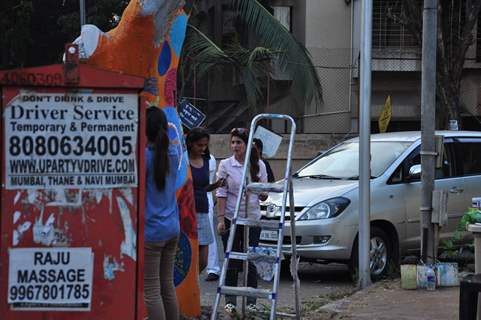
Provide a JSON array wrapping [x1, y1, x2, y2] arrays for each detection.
[[216, 197, 227, 234], [205, 176, 227, 192]]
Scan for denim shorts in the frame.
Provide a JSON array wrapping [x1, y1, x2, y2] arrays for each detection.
[[197, 213, 214, 245]]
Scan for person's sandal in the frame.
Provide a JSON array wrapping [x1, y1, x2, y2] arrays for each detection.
[[224, 303, 237, 316], [205, 273, 219, 281], [246, 303, 259, 313]]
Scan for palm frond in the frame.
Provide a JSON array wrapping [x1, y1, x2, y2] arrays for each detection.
[[181, 24, 232, 77], [247, 46, 276, 72], [225, 44, 277, 110], [231, 0, 323, 106], [180, 24, 280, 110], [178, 24, 231, 98], [241, 67, 262, 112], [225, 44, 275, 75]]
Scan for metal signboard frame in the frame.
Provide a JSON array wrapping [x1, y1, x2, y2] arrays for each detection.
[[0, 45, 146, 320]]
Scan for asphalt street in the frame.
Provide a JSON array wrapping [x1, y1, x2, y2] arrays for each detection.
[[200, 260, 356, 313]]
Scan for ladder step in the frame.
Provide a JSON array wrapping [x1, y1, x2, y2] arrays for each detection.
[[219, 286, 274, 299], [227, 251, 279, 263], [246, 182, 284, 194], [236, 218, 282, 230], [250, 310, 298, 319]]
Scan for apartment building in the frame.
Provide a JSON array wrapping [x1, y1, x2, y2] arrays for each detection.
[[269, 0, 481, 133]]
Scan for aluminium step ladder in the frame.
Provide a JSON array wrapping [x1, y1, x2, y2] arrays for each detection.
[[211, 114, 300, 320]]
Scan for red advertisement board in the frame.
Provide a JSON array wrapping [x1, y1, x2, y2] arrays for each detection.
[[0, 60, 146, 319]]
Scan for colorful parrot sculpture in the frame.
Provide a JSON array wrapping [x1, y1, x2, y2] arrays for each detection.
[[71, 1, 200, 317]]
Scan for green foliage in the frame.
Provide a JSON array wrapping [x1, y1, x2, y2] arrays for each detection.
[[454, 208, 481, 241], [0, 0, 127, 69], [57, 0, 128, 41], [440, 207, 481, 257], [180, 24, 279, 112], [232, 0, 322, 108], [2, 0, 321, 116], [0, 0, 34, 68], [180, 0, 322, 112]]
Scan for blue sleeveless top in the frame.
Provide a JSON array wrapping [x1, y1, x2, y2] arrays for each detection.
[[191, 157, 209, 213]]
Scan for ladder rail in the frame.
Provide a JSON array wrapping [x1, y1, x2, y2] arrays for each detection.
[[211, 117, 256, 320], [257, 115, 298, 320], [211, 113, 300, 320], [289, 178, 301, 318]]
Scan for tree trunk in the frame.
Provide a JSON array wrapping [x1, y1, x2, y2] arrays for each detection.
[[402, 0, 481, 130], [436, 61, 463, 129]]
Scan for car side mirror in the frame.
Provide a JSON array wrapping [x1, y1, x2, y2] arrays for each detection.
[[407, 164, 421, 181]]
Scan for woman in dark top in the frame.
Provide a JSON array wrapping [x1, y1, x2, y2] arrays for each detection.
[[253, 138, 275, 182], [187, 127, 224, 272]]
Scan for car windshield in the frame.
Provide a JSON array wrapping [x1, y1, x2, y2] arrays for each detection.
[[296, 141, 412, 179]]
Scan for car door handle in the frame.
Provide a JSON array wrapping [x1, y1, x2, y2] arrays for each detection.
[[449, 187, 464, 194]]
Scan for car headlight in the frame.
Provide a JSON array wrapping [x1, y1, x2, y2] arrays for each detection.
[[299, 197, 350, 220]]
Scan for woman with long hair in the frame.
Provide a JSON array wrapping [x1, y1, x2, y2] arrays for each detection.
[[144, 107, 180, 320], [186, 127, 224, 273], [215, 128, 268, 316]]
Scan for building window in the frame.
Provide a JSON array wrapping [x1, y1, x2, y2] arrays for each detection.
[[373, 0, 470, 52], [372, 0, 417, 49], [273, 6, 291, 32]]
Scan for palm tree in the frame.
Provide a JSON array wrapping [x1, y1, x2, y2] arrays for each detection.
[[179, 0, 322, 131]]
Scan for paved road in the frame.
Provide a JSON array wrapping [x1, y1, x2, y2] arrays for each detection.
[[315, 279, 459, 320], [200, 261, 356, 314]]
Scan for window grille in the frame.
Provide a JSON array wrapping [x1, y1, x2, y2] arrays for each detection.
[[372, 0, 418, 50], [441, 0, 466, 58]]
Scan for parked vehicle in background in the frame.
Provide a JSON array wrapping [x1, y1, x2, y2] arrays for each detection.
[[260, 131, 481, 279]]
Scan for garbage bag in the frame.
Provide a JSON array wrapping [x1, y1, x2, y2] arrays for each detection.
[[247, 246, 283, 281]]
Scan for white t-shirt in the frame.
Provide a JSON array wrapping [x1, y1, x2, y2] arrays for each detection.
[[207, 154, 216, 211]]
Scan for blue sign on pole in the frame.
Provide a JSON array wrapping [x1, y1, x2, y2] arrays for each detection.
[[178, 99, 206, 129]]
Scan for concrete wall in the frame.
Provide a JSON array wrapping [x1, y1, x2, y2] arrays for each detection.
[[312, 0, 481, 131], [267, 0, 481, 134], [301, 0, 355, 133], [304, 0, 351, 49], [209, 133, 354, 179], [369, 71, 481, 121], [292, 0, 306, 44], [370, 72, 421, 121], [266, 0, 355, 134]]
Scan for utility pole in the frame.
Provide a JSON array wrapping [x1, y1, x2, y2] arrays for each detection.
[[420, 0, 437, 263], [359, 0, 373, 289], [79, 0, 86, 28]]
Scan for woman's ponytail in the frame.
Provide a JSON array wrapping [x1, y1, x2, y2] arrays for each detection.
[[249, 146, 260, 182], [146, 107, 170, 191], [153, 127, 170, 190]]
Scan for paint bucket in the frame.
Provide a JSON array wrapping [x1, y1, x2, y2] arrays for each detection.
[[416, 264, 434, 289], [436, 262, 459, 287], [401, 264, 417, 289]]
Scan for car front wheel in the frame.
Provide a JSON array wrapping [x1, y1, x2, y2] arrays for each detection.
[[349, 226, 393, 281]]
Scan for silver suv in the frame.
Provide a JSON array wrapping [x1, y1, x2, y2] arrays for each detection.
[[260, 131, 481, 278]]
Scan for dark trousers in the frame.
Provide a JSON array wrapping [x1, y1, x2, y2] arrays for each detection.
[[221, 218, 261, 306]]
